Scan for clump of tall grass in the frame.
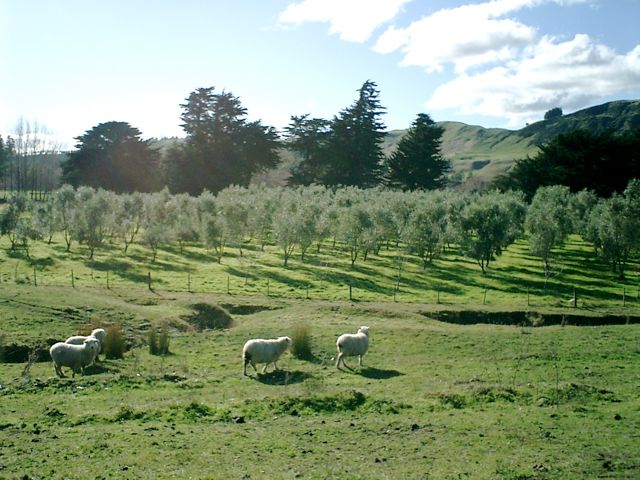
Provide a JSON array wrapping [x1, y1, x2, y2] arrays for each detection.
[[149, 322, 170, 356], [291, 322, 313, 360], [103, 323, 126, 359]]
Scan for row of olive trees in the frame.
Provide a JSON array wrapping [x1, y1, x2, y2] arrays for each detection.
[[1, 182, 638, 277]]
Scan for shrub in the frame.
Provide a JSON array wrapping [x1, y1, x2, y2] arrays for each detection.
[[149, 322, 170, 356], [148, 324, 158, 355], [158, 323, 170, 355], [291, 322, 313, 360], [103, 323, 125, 359]]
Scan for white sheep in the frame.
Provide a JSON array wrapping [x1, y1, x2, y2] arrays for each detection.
[[242, 336, 292, 376], [50, 337, 100, 378], [66, 328, 107, 365], [335, 326, 370, 369]]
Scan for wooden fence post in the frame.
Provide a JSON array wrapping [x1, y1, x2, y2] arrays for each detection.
[[148, 272, 152, 291], [573, 287, 577, 308], [483, 289, 487, 305], [33, 267, 37, 286], [349, 281, 353, 301], [71, 269, 75, 288]]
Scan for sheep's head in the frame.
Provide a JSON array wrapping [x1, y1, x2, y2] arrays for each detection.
[[91, 328, 107, 343], [279, 336, 293, 349], [83, 337, 100, 352], [357, 326, 370, 336]]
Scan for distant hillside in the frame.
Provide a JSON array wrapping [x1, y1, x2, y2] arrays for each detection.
[[151, 99, 640, 189], [384, 99, 640, 188]]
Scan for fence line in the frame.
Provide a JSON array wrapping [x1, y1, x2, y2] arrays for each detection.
[[1, 263, 637, 312]]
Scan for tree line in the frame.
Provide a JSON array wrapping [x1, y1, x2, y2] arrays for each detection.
[[2, 181, 639, 279], [0, 81, 451, 197], [2, 80, 639, 201]]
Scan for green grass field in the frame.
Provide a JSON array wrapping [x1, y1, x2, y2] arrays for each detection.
[[1, 233, 639, 478], [0, 231, 638, 315]]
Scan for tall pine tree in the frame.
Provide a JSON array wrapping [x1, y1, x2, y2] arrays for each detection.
[[284, 114, 331, 186], [321, 80, 386, 187], [385, 113, 450, 190], [61, 122, 160, 193], [166, 87, 280, 195]]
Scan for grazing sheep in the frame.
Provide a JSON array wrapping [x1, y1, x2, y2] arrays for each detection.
[[50, 337, 100, 378], [66, 328, 107, 365], [243, 336, 292, 376], [335, 326, 370, 369]]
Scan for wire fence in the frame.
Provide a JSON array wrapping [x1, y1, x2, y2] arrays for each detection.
[[2, 258, 638, 314]]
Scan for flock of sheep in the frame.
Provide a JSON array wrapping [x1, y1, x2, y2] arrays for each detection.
[[49, 328, 107, 378], [242, 325, 370, 376], [48, 325, 370, 378]]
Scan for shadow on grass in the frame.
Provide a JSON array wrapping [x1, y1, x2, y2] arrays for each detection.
[[252, 369, 313, 385], [358, 367, 404, 380], [334, 361, 403, 379], [83, 363, 112, 376]]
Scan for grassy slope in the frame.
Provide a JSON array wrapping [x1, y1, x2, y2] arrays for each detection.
[[0, 287, 639, 479], [1, 230, 639, 478], [1, 231, 637, 327], [382, 99, 640, 186]]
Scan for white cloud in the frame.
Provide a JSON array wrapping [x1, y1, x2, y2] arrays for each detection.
[[278, 0, 412, 43], [426, 34, 640, 126], [373, 0, 592, 73]]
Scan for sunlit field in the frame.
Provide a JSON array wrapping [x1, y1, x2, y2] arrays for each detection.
[[1, 231, 638, 314], [1, 285, 639, 479], [1, 226, 639, 478]]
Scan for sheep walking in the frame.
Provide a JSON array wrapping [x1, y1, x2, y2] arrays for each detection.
[[66, 328, 107, 365], [242, 336, 292, 376], [50, 337, 100, 378], [335, 326, 370, 369]]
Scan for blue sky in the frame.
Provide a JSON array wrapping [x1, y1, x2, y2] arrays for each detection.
[[1, 0, 639, 149]]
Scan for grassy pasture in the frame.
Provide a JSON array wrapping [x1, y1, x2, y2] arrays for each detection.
[[0, 231, 638, 314], [1, 285, 639, 479], [1, 230, 639, 478]]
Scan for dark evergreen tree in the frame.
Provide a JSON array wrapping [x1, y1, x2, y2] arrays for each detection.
[[385, 113, 450, 190], [321, 80, 386, 187], [544, 107, 563, 120], [60, 122, 160, 193], [284, 114, 331, 185], [167, 87, 280, 195], [495, 128, 640, 199]]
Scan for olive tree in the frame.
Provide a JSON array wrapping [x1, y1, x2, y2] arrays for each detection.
[[73, 187, 112, 259], [52, 185, 78, 252], [403, 191, 448, 268], [458, 191, 525, 273], [197, 190, 226, 264], [142, 189, 174, 262], [113, 192, 145, 253], [167, 193, 198, 254], [585, 179, 640, 279], [525, 185, 572, 276]]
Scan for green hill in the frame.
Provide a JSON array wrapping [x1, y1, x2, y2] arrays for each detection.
[[386, 100, 640, 188], [152, 100, 640, 188]]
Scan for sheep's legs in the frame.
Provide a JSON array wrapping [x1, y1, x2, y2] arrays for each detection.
[[244, 360, 257, 376], [358, 355, 363, 367], [54, 364, 65, 378]]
